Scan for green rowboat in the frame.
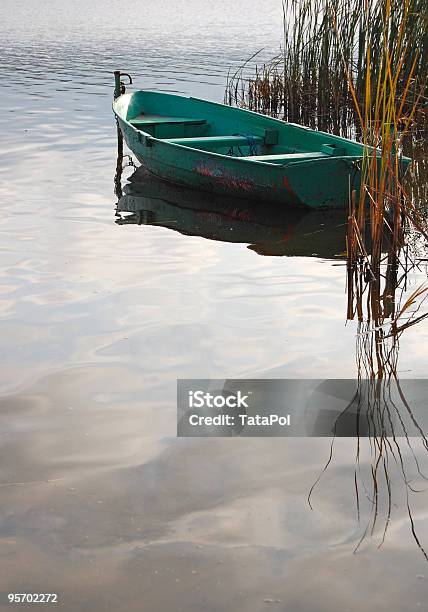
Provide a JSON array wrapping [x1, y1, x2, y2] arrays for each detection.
[[113, 87, 411, 209]]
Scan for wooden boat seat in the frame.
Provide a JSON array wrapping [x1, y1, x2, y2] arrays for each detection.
[[246, 152, 329, 164], [130, 114, 207, 128], [163, 135, 265, 148]]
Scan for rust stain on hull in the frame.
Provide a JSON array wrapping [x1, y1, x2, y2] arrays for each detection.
[[282, 175, 296, 198], [195, 163, 255, 193]]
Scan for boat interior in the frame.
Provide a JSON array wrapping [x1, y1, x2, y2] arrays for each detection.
[[115, 91, 364, 164]]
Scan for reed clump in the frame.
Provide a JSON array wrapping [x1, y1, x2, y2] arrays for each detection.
[[342, 0, 428, 559], [346, 0, 427, 327], [225, 0, 427, 140]]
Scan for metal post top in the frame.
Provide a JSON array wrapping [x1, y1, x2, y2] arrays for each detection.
[[113, 71, 133, 99]]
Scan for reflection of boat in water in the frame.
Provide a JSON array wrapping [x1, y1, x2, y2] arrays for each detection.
[[116, 167, 349, 258]]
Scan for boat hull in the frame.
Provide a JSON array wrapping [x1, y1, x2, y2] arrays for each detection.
[[118, 116, 363, 208], [113, 91, 410, 209]]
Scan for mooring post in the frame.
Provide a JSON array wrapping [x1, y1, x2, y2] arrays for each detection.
[[114, 70, 133, 99], [114, 120, 124, 199], [114, 70, 124, 197], [114, 70, 122, 99]]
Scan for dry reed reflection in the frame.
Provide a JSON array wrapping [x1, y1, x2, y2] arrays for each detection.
[[309, 244, 428, 560]]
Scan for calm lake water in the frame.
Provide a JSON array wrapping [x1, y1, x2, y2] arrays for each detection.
[[0, 1, 427, 610]]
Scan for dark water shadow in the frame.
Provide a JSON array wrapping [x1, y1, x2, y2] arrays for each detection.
[[115, 165, 349, 259]]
